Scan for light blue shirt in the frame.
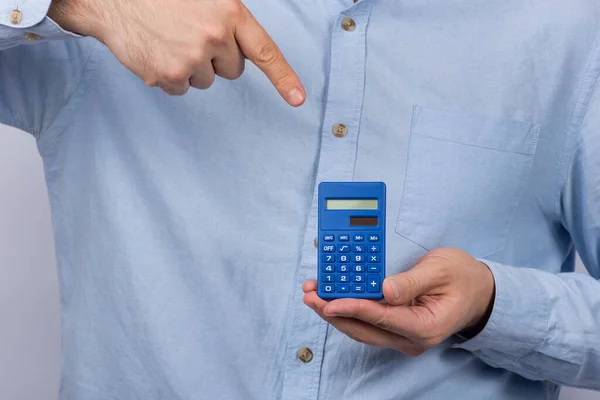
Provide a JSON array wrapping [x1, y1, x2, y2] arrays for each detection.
[[2, 1, 600, 399]]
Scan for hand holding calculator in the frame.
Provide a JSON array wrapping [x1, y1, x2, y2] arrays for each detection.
[[317, 182, 386, 300]]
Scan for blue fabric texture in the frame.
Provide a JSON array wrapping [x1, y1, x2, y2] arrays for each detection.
[[2, 0, 600, 399]]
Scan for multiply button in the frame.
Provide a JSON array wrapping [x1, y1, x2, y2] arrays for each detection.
[[368, 255, 380, 263]]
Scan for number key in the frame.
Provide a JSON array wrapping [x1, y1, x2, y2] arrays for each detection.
[[322, 264, 334, 273], [323, 274, 335, 283], [322, 254, 335, 263], [322, 284, 334, 293], [338, 264, 350, 273], [353, 255, 364, 263]]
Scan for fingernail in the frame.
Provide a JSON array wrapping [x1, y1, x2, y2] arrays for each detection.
[[388, 278, 402, 300], [288, 87, 305, 106]]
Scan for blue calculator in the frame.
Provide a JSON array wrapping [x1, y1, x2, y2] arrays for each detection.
[[317, 182, 386, 300]]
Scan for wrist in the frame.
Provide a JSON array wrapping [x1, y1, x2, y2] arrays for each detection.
[[462, 261, 496, 338], [48, 0, 107, 39]]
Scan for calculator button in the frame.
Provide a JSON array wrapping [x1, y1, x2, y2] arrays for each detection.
[[338, 274, 350, 283], [352, 284, 365, 293], [339, 235, 350, 241], [353, 245, 364, 253], [322, 264, 335, 273], [323, 274, 335, 283], [339, 255, 349, 262], [367, 275, 380, 292], [353, 255, 364, 263], [353, 234, 364, 242], [323, 235, 335, 241], [367, 264, 381, 273], [367, 254, 380, 263], [337, 284, 350, 293], [368, 235, 379, 242], [368, 244, 380, 253], [338, 244, 351, 253], [353, 275, 364, 283], [322, 285, 334, 293], [322, 254, 335, 263], [337, 264, 350, 273], [353, 264, 364, 273], [322, 245, 335, 253]]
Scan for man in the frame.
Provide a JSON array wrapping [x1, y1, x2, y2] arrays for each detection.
[[1, 0, 599, 399]]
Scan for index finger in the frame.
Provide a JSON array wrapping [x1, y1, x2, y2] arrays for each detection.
[[234, 7, 306, 107]]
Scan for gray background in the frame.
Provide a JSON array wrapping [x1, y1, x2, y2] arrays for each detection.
[[0, 124, 598, 400]]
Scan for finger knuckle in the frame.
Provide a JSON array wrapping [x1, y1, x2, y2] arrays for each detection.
[[143, 76, 160, 87], [224, 0, 244, 20], [256, 41, 280, 66], [206, 25, 229, 45], [162, 66, 189, 84], [188, 49, 207, 66], [404, 274, 420, 296]]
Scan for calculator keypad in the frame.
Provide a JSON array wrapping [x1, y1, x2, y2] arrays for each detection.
[[319, 232, 382, 297]]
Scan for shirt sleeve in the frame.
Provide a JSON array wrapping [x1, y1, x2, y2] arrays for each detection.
[[0, 0, 96, 138], [452, 61, 600, 391], [0, 0, 81, 50]]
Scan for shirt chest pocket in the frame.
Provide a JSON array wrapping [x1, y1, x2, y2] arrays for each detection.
[[395, 106, 540, 258]]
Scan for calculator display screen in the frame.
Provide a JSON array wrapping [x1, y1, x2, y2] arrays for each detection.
[[349, 216, 378, 226], [326, 199, 378, 210]]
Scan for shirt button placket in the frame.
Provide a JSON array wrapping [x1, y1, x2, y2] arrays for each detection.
[[279, 2, 374, 400]]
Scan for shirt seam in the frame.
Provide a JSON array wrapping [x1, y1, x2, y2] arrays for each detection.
[[556, 28, 600, 218], [36, 39, 101, 149]]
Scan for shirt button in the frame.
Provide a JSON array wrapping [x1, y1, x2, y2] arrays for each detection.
[[341, 17, 356, 32], [24, 33, 40, 41], [297, 347, 313, 363], [314, 238, 318, 248], [332, 123, 348, 137], [9, 9, 23, 25]]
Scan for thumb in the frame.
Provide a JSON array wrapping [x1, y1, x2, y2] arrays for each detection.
[[383, 262, 443, 306]]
